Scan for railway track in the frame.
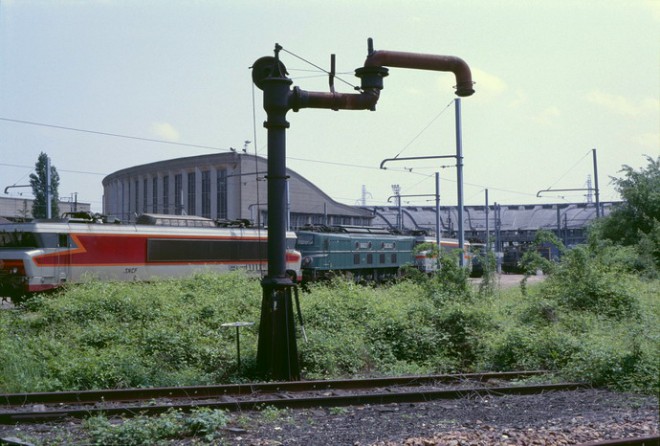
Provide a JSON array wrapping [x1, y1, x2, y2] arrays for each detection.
[[577, 437, 660, 446], [0, 370, 579, 424]]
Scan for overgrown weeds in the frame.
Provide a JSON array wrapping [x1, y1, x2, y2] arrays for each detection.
[[83, 408, 228, 445], [1, 245, 657, 397]]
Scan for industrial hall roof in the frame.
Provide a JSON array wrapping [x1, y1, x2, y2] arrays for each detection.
[[367, 201, 618, 235]]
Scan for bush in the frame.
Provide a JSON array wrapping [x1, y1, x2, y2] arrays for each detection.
[[484, 326, 580, 371], [1, 261, 657, 395], [434, 303, 494, 369], [1, 272, 263, 391], [542, 246, 640, 319], [84, 408, 228, 445], [561, 321, 659, 392]]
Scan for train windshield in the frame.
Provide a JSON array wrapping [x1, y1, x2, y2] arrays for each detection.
[[0, 230, 39, 248], [295, 233, 315, 246], [0, 231, 61, 249]]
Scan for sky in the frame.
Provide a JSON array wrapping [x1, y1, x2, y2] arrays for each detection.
[[1, 0, 658, 213]]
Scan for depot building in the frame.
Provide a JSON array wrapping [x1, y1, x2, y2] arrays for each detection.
[[102, 152, 372, 228]]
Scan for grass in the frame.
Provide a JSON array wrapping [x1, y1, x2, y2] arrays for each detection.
[[1, 259, 658, 445], [1, 262, 658, 395]]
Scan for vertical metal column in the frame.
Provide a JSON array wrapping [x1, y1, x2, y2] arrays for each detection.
[[250, 39, 475, 381], [592, 148, 601, 218], [495, 202, 502, 274], [435, 172, 441, 248], [455, 98, 465, 266], [485, 189, 489, 251], [253, 54, 300, 381]]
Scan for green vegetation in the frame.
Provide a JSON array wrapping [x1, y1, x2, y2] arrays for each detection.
[[2, 246, 657, 396], [1, 249, 657, 445], [83, 408, 228, 445], [2, 155, 658, 443], [591, 155, 659, 278], [0, 273, 264, 392], [29, 151, 60, 219]]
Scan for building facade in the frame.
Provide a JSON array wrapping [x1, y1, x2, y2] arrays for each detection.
[[102, 152, 373, 227], [102, 152, 614, 249]]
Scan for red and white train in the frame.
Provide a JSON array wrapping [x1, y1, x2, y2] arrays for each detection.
[[0, 212, 302, 300]]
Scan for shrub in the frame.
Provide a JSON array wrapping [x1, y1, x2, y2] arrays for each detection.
[[542, 246, 640, 319], [84, 408, 228, 445], [1, 263, 657, 395], [561, 322, 659, 393], [300, 331, 370, 378], [484, 326, 579, 371], [434, 303, 494, 369]]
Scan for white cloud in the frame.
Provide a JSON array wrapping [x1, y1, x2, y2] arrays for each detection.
[[150, 122, 180, 142], [585, 90, 658, 116], [530, 106, 561, 126]]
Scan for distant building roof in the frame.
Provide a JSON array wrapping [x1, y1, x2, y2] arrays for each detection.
[[0, 196, 91, 221], [366, 201, 620, 245]]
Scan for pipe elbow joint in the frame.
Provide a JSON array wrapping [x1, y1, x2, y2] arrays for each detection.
[[364, 50, 475, 97], [454, 81, 475, 97], [290, 87, 381, 111]]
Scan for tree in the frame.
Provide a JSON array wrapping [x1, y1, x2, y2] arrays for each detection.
[[29, 152, 60, 219], [593, 155, 659, 271]]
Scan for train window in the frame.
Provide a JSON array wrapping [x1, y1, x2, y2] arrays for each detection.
[[0, 231, 39, 248], [353, 254, 360, 265], [38, 233, 59, 248], [380, 253, 386, 264], [58, 234, 68, 248], [391, 253, 397, 263], [367, 254, 373, 264], [295, 233, 315, 246]]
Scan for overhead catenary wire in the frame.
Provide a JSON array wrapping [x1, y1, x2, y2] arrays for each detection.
[[0, 116, 545, 204], [279, 45, 360, 91], [0, 117, 229, 152], [391, 99, 454, 160], [546, 149, 593, 190], [0, 162, 106, 176]]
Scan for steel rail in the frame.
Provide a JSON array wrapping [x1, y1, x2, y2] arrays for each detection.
[[576, 436, 660, 446], [0, 370, 546, 406], [0, 382, 586, 424]]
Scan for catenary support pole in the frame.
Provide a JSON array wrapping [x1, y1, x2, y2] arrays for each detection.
[[435, 172, 441, 248], [592, 148, 601, 218], [455, 98, 465, 267], [485, 188, 489, 251]]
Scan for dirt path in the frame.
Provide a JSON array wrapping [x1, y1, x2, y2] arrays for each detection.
[[470, 273, 546, 289]]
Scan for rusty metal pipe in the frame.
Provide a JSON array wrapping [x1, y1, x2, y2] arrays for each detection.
[[291, 87, 381, 111], [365, 50, 474, 97]]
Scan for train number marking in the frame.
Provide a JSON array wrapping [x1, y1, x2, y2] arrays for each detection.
[[124, 267, 138, 274]]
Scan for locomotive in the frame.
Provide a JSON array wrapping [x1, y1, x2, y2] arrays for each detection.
[[295, 225, 470, 283], [0, 212, 301, 300], [1, 212, 471, 300]]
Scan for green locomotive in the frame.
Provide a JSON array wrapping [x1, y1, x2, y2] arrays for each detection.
[[295, 225, 416, 283]]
